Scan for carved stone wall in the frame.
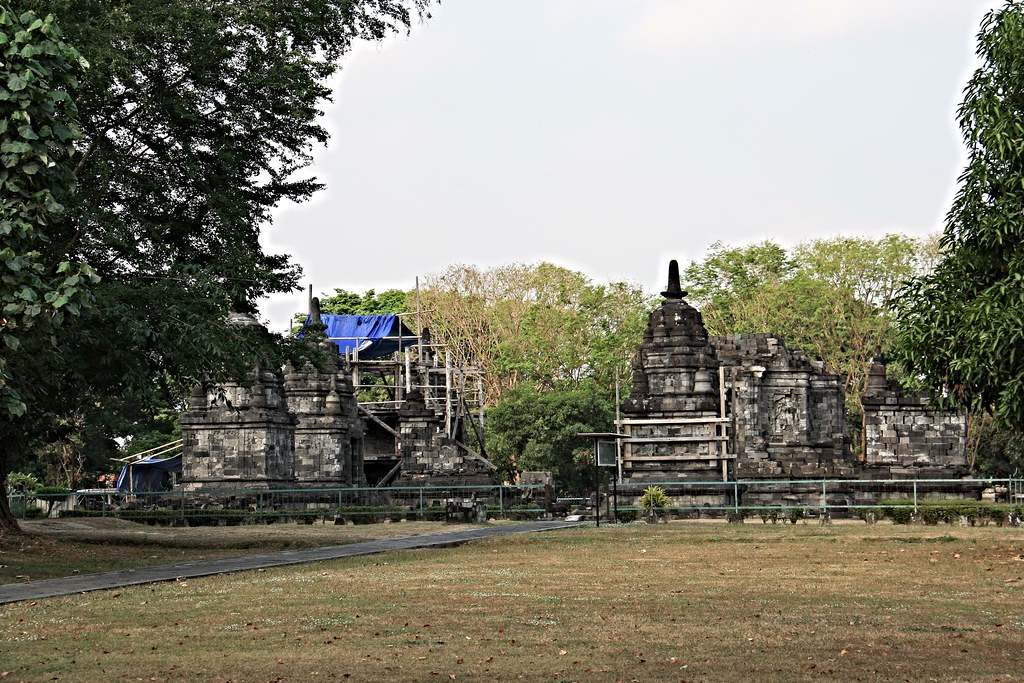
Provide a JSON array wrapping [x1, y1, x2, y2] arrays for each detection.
[[861, 358, 968, 478], [712, 334, 852, 479], [391, 391, 495, 487], [180, 368, 297, 490], [180, 310, 365, 490], [284, 358, 364, 486], [619, 262, 968, 490], [620, 264, 729, 484]]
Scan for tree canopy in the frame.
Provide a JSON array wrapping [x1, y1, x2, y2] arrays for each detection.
[[0, 0, 429, 532], [485, 386, 614, 492], [418, 262, 653, 405], [319, 288, 409, 316], [893, 1, 1024, 429]]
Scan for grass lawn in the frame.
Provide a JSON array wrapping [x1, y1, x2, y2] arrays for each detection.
[[0, 518, 490, 584], [1, 521, 1022, 682]]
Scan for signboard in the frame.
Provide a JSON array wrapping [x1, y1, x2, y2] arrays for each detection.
[[596, 440, 617, 467]]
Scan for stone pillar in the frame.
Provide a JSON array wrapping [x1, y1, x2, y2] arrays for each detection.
[[284, 353, 357, 487]]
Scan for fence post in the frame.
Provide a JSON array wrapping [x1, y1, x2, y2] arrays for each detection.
[[733, 482, 739, 512], [180, 489, 185, 521], [912, 480, 918, 513], [419, 487, 424, 520], [499, 485, 504, 515], [822, 479, 827, 515]]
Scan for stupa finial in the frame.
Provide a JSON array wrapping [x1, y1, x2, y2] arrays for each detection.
[[661, 259, 687, 299]]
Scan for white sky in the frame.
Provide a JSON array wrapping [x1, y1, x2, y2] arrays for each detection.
[[259, 0, 1001, 332]]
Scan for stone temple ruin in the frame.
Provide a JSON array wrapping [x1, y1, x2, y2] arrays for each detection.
[[179, 266, 969, 510], [180, 301, 494, 493], [617, 260, 968, 507]]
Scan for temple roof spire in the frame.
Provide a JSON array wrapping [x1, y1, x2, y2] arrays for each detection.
[[661, 259, 688, 299]]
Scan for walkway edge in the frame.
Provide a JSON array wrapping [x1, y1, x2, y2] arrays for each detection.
[[0, 520, 581, 605]]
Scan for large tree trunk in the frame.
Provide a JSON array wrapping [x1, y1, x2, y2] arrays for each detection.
[[0, 434, 24, 535]]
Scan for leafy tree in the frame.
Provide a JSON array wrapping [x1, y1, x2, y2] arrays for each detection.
[[0, 0, 429, 533], [893, 2, 1024, 428], [420, 262, 653, 405], [485, 386, 614, 493], [0, 7, 97, 527], [319, 288, 409, 316]]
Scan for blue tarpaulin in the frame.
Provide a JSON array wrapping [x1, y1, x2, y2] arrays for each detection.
[[116, 454, 182, 493], [301, 314, 418, 359]]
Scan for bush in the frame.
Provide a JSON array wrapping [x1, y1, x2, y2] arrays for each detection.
[[855, 509, 879, 524], [787, 507, 806, 524], [726, 509, 747, 524], [882, 506, 914, 525], [6, 472, 39, 495], [615, 509, 637, 523], [336, 505, 404, 524], [508, 504, 542, 521], [35, 485, 70, 496]]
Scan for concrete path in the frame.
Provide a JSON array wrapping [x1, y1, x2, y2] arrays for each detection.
[[0, 520, 580, 605]]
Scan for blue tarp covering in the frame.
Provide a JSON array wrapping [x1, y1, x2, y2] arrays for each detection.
[[301, 314, 418, 359], [116, 454, 182, 493]]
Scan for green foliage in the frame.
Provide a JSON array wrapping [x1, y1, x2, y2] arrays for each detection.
[[5, 470, 38, 494], [0, 0, 429, 529], [880, 506, 914, 525], [420, 263, 654, 405], [0, 8, 95, 418], [639, 485, 670, 513], [725, 509, 748, 523], [294, 288, 410, 329], [485, 385, 614, 494], [319, 288, 409, 316], [893, 4, 1024, 429], [972, 418, 1024, 477], [35, 484, 68, 495]]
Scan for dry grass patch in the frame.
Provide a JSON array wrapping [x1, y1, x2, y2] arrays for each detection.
[[2, 522, 1023, 682], [0, 518, 489, 584]]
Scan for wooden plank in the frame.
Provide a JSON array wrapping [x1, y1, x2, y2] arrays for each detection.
[[357, 404, 402, 441], [374, 460, 403, 487], [627, 436, 729, 443], [454, 440, 498, 471], [619, 417, 731, 425], [623, 454, 737, 462]]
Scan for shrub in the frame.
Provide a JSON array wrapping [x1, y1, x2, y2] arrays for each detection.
[[787, 507, 806, 524], [882, 506, 914, 525], [726, 509, 747, 524], [856, 509, 879, 524], [508, 504, 543, 521], [639, 486, 670, 515], [6, 472, 39, 495], [615, 509, 637, 523], [336, 505, 403, 524], [35, 485, 70, 496]]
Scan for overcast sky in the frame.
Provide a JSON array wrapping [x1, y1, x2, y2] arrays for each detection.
[[259, 0, 1001, 332]]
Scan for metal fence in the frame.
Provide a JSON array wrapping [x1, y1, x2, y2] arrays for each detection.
[[6, 484, 547, 524], [605, 478, 1024, 522], [7, 478, 1024, 525]]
